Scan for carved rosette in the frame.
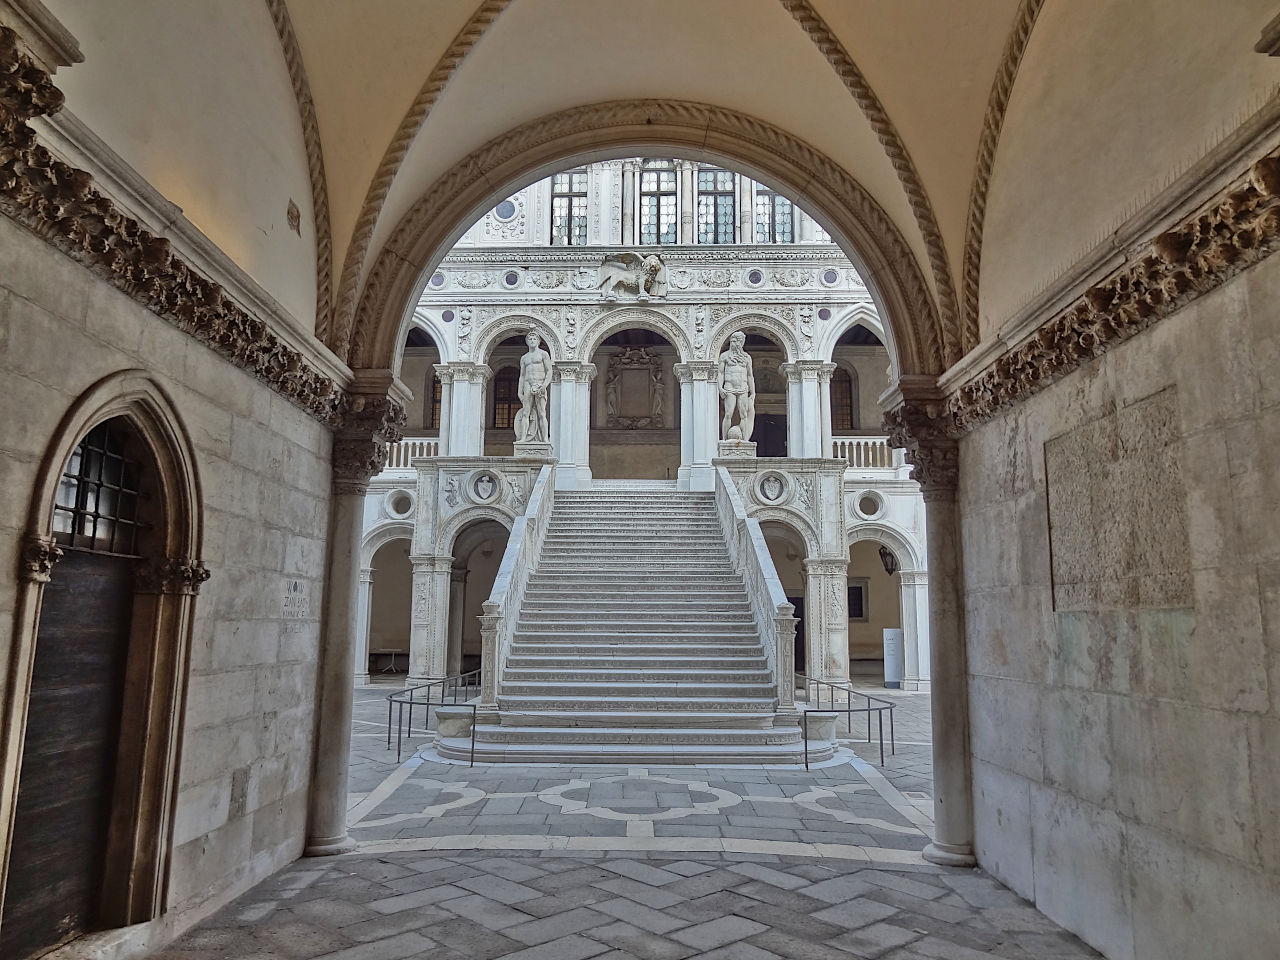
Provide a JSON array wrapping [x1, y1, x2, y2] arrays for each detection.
[[20, 535, 63, 583], [884, 400, 960, 495], [135, 557, 212, 595]]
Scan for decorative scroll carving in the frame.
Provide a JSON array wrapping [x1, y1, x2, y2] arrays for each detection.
[[135, 557, 211, 595], [0, 27, 348, 426], [606, 346, 664, 429], [19, 534, 62, 583], [947, 150, 1280, 431], [884, 400, 959, 493]]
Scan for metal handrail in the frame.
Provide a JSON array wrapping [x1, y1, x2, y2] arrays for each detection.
[[796, 673, 896, 769], [385, 668, 481, 763]]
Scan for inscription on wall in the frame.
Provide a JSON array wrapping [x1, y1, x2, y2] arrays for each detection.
[[1044, 387, 1191, 611], [282, 579, 310, 619]]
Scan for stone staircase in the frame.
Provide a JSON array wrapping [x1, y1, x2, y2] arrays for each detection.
[[451, 489, 806, 763]]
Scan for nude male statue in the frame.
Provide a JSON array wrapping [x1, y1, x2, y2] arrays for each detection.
[[515, 331, 553, 443], [718, 331, 755, 441]]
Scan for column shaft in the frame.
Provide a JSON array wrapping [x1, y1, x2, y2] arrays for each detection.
[[408, 556, 452, 682], [354, 568, 373, 685], [447, 567, 467, 676]]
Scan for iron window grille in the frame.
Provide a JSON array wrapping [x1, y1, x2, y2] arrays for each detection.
[[52, 421, 147, 556]]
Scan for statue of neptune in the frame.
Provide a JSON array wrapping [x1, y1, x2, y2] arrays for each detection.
[[718, 331, 755, 441], [514, 331, 553, 443]]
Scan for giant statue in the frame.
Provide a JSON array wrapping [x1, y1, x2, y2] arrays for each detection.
[[718, 331, 755, 442], [514, 331, 553, 444]]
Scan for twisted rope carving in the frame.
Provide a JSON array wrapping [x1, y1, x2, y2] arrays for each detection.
[[346, 99, 942, 376], [960, 0, 1046, 351], [331, 0, 511, 359], [265, 0, 333, 341], [780, 0, 960, 366]]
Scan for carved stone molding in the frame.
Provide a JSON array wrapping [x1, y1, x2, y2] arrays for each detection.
[[946, 148, 1280, 431], [780, 0, 960, 364], [265, 0, 332, 341], [960, 0, 1046, 351], [0, 27, 352, 427], [135, 556, 212, 595], [332, 0, 513, 354], [19, 534, 61, 583], [350, 99, 941, 377]]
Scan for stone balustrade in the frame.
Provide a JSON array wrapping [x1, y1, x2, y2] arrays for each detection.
[[384, 437, 440, 469], [832, 435, 903, 469]]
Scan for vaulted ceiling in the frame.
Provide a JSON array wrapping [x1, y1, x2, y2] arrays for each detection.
[[36, 0, 1280, 370]]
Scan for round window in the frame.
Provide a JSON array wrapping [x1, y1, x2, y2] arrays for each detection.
[[384, 489, 415, 519], [856, 492, 884, 519], [494, 199, 517, 221]]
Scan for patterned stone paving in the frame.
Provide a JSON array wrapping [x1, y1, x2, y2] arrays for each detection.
[[152, 685, 1102, 959]]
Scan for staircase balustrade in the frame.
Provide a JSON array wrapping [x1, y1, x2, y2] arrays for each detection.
[[713, 466, 797, 715], [478, 464, 556, 710]]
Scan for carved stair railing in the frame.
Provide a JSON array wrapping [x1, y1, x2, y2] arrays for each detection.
[[714, 466, 798, 720], [477, 463, 555, 714]]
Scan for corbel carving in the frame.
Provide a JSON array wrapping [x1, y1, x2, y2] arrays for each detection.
[[19, 534, 61, 582], [884, 395, 960, 493], [135, 557, 211, 595], [332, 392, 406, 495]]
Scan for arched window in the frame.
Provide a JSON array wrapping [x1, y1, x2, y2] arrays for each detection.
[[754, 185, 794, 243], [831, 367, 859, 431], [53, 421, 149, 554], [550, 167, 588, 245], [491, 366, 520, 428], [639, 159, 677, 245], [697, 166, 736, 244]]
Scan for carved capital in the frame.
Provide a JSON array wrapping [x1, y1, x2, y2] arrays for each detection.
[[438, 361, 491, 385], [802, 557, 848, 577], [20, 534, 62, 583], [332, 390, 406, 494], [135, 556, 211, 595], [779, 362, 804, 385], [553, 361, 596, 383], [673, 361, 719, 384], [884, 395, 960, 493]]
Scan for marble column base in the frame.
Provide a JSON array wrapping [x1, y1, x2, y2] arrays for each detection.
[[514, 440, 554, 458], [717, 440, 757, 458], [303, 833, 359, 857], [923, 840, 977, 867]]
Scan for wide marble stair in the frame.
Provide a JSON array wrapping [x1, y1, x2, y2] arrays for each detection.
[[447, 489, 807, 763]]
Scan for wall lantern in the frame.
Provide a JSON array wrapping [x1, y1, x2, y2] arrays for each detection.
[[879, 545, 899, 576]]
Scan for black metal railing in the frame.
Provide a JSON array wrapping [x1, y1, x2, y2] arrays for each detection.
[[796, 673, 896, 769], [385, 668, 481, 763]]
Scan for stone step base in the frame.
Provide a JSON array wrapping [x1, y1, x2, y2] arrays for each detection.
[[506, 656, 769, 670], [501, 681, 775, 698], [496, 709, 780, 729], [508, 643, 767, 659], [503, 668, 772, 683], [437, 732, 827, 765], [497, 695, 776, 712]]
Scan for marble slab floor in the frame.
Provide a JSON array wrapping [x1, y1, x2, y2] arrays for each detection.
[[153, 686, 1101, 960]]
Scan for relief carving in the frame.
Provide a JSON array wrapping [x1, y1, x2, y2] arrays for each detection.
[[20, 535, 62, 583], [605, 346, 665, 429]]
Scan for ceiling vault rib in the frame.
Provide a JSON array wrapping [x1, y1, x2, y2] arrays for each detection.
[[265, 0, 333, 341], [779, 0, 961, 366], [331, 0, 512, 361], [961, 0, 1046, 353]]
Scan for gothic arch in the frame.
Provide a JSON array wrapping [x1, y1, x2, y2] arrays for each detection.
[[361, 520, 414, 567], [709, 312, 799, 363], [3, 370, 205, 934], [817, 303, 889, 362], [401, 309, 453, 367], [474, 313, 562, 366], [845, 520, 924, 571], [349, 100, 943, 379], [436, 505, 515, 557], [580, 306, 691, 362]]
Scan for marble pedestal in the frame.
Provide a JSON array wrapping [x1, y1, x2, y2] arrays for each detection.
[[514, 440, 554, 458], [717, 440, 757, 458]]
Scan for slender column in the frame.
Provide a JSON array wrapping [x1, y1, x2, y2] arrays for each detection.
[[439, 362, 490, 457], [885, 385, 974, 866], [306, 383, 404, 857], [622, 159, 638, 245], [803, 558, 850, 685], [899, 570, 931, 691], [817, 362, 836, 458], [433, 364, 453, 457], [550, 361, 595, 488], [353, 567, 374, 685], [675, 361, 718, 490], [677, 159, 695, 244], [408, 555, 453, 683], [781, 360, 832, 458], [447, 566, 467, 676], [739, 176, 753, 243]]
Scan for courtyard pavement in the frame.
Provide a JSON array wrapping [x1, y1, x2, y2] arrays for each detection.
[[153, 685, 1102, 959]]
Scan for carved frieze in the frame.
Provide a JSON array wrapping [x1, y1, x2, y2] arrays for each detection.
[[135, 556, 212, 595]]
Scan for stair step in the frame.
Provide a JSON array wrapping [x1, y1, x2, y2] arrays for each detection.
[[495, 710, 779, 729], [508, 643, 767, 658], [503, 668, 771, 682], [497, 696, 776, 712]]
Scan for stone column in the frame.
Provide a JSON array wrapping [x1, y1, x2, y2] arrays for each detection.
[[817, 362, 836, 459], [899, 570, 932, 691], [408, 554, 453, 683], [447, 566, 467, 676], [677, 159, 696, 244], [550, 361, 595, 489], [739, 176, 754, 243], [438, 362, 491, 457], [353, 567, 374, 685], [675, 361, 719, 490], [803, 558, 850, 685], [433, 363, 453, 457], [885, 382, 974, 866], [781, 361, 828, 458], [622, 159, 638, 245], [306, 381, 405, 857]]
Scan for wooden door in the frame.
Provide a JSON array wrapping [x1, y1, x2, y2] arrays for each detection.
[[1, 550, 135, 960]]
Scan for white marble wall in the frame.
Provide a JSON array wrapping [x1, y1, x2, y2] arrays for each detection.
[[959, 252, 1280, 959], [0, 215, 331, 953]]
